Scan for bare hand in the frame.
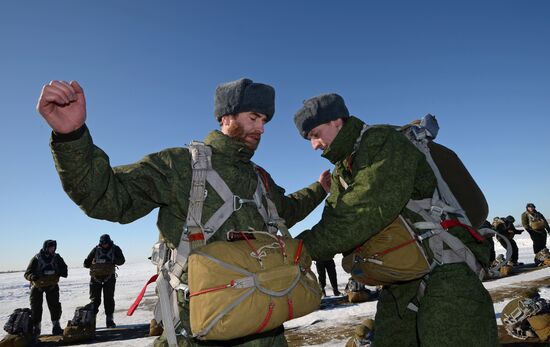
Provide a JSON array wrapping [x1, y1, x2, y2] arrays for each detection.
[[318, 169, 331, 193], [36, 80, 87, 134]]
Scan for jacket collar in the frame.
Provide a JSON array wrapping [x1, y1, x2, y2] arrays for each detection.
[[321, 116, 366, 164], [204, 130, 255, 163]]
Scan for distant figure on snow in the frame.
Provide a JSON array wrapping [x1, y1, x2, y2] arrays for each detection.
[[24, 239, 68, 336], [522, 203, 550, 264], [84, 234, 125, 328]]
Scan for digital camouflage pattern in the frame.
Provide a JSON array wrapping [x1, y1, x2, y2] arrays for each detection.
[[297, 116, 498, 346], [50, 127, 326, 347]]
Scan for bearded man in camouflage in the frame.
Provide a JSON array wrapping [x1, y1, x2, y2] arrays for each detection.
[[37, 78, 329, 347], [293, 93, 498, 347]]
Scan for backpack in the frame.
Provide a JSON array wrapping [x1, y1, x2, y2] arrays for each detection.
[[63, 304, 96, 344], [68, 304, 95, 327], [3, 309, 32, 336], [344, 278, 374, 303], [501, 296, 550, 340], [342, 115, 489, 302], [528, 213, 547, 231], [188, 231, 321, 340], [154, 142, 318, 344], [535, 248, 550, 266]]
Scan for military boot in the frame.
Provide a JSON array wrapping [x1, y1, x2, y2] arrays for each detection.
[[106, 315, 116, 328], [52, 320, 63, 335]]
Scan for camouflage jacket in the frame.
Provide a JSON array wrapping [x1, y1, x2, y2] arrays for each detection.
[[297, 116, 436, 260], [50, 126, 326, 248], [298, 116, 489, 265]]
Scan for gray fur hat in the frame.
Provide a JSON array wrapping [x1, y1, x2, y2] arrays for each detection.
[[214, 78, 275, 122], [294, 93, 349, 138]]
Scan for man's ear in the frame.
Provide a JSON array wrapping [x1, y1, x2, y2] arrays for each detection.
[[332, 118, 344, 130], [220, 114, 235, 127]]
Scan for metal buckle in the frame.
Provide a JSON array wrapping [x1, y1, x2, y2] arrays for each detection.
[[429, 205, 445, 218], [233, 195, 257, 211]]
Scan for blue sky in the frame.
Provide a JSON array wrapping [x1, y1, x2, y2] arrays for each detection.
[[1, 1, 549, 271]]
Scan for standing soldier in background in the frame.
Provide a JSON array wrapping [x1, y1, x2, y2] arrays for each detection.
[[492, 216, 522, 265], [522, 203, 550, 264], [24, 240, 68, 336], [84, 234, 125, 328], [36, 78, 329, 347], [315, 259, 341, 297]]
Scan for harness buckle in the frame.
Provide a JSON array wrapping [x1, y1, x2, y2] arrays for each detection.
[[233, 196, 257, 211], [429, 205, 445, 218], [176, 283, 190, 302]]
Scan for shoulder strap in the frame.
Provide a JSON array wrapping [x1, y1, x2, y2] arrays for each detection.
[[253, 165, 289, 237], [185, 141, 212, 250]]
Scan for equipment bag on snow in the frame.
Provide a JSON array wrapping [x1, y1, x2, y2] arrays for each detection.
[[63, 304, 96, 344], [344, 278, 374, 303], [342, 216, 430, 286], [3, 309, 32, 336], [188, 231, 321, 340]]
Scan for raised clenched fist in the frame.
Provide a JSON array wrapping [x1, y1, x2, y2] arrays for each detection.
[[36, 80, 87, 134]]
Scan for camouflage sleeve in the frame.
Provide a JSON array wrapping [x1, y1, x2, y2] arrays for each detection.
[[267, 178, 327, 229], [23, 257, 36, 281], [83, 247, 95, 268], [56, 255, 68, 278], [297, 128, 426, 261], [114, 246, 126, 266], [50, 126, 185, 224]]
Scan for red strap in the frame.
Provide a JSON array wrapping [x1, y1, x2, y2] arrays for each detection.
[[373, 238, 418, 258], [287, 297, 294, 321], [255, 302, 275, 333], [127, 274, 158, 316], [440, 220, 485, 243], [188, 233, 205, 241], [346, 154, 353, 174], [294, 240, 304, 265], [255, 166, 270, 192], [189, 280, 235, 298]]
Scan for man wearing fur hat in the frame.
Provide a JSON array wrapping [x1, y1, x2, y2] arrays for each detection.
[[293, 93, 498, 346], [37, 78, 329, 346]]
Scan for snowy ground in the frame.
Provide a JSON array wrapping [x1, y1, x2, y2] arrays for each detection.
[[1, 232, 549, 346]]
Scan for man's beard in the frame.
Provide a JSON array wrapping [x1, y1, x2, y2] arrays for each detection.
[[227, 121, 261, 150]]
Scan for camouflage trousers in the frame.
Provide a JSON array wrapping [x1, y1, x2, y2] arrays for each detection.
[[372, 263, 499, 347], [153, 295, 288, 347]]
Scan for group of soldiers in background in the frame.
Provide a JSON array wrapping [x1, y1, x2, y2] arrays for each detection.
[[22, 234, 125, 337], [489, 203, 550, 267]]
